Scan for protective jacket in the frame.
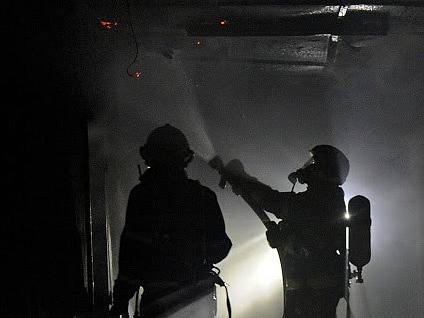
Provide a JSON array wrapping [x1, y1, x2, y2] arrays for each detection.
[[237, 180, 346, 317], [112, 167, 232, 315]]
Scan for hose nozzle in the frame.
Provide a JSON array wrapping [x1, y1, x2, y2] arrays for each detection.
[[209, 156, 247, 189], [209, 155, 225, 172], [208, 156, 227, 188]]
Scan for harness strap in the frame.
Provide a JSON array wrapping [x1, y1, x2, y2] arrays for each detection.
[[212, 270, 232, 318]]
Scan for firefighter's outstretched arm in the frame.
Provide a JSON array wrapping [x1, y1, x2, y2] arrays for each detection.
[[214, 158, 295, 220], [231, 176, 297, 219]]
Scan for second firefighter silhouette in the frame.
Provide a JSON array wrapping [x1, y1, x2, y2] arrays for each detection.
[[110, 124, 232, 318], [224, 145, 349, 318]]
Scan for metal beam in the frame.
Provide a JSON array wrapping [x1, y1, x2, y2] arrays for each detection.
[[185, 12, 389, 36], [138, 1, 424, 7], [182, 56, 327, 66]]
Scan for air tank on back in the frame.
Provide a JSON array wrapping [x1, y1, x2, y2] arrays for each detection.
[[348, 195, 371, 283]]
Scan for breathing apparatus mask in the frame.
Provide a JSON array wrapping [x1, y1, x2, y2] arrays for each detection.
[[288, 145, 350, 189], [288, 157, 315, 187]]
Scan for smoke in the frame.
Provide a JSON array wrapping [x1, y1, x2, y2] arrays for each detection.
[[324, 34, 424, 317], [95, 32, 424, 318], [114, 52, 216, 161]]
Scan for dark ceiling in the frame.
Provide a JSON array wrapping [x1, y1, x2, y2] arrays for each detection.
[[98, 2, 424, 77]]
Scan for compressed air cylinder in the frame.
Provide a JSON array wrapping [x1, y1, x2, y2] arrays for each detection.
[[348, 195, 371, 269]]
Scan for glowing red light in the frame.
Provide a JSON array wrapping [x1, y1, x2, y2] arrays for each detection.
[[219, 20, 229, 26], [100, 20, 118, 30]]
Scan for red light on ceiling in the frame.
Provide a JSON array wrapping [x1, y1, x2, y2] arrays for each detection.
[[134, 71, 142, 79], [100, 20, 118, 30], [219, 20, 229, 26]]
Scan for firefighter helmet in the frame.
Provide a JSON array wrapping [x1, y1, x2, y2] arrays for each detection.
[[139, 124, 194, 168], [310, 144, 350, 185]]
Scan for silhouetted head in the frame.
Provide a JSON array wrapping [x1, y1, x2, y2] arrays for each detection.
[[139, 124, 194, 169], [294, 145, 350, 186]]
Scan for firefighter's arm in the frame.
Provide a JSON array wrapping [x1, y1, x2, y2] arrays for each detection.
[[116, 188, 139, 281], [204, 190, 232, 264], [229, 175, 297, 219], [217, 159, 296, 218]]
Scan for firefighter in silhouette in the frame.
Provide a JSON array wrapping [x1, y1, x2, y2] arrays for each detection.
[[109, 124, 232, 318], [225, 145, 349, 317]]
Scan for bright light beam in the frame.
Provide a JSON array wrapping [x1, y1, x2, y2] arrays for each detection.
[[220, 235, 283, 317]]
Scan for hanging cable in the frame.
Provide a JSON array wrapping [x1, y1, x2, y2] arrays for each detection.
[[125, 0, 141, 78]]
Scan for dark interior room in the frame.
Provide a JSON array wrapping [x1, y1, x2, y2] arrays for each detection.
[[5, 1, 423, 317]]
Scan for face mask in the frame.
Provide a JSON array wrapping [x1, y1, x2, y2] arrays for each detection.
[[288, 156, 316, 188]]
